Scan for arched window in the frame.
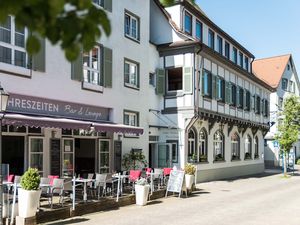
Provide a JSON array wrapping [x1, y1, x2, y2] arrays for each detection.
[[199, 128, 208, 162], [214, 131, 224, 161], [254, 136, 259, 159], [245, 135, 252, 159], [188, 129, 196, 162], [231, 133, 240, 160]]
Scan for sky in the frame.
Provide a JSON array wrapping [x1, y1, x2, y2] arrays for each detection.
[[196, 0, 300, 70]]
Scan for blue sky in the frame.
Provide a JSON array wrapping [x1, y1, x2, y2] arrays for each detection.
[[196, 0, 300, 70]]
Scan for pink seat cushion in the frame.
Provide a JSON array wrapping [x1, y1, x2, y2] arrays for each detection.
[[146, 168, 152, 175], [129, 170, 142, 182], [163, 168, 172, 176], [48, 175, 59, 185], [7, 175, 14, 182]]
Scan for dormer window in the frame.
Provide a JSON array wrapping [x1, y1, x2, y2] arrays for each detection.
[[239, 52, 243, 68], [184, 12, 192, 35], [217, 36, 223, 54], [232, 47, 237, 64], [195, 20, 202, 41], [225, 42, 230, 59], [208, 29, 215, 49]]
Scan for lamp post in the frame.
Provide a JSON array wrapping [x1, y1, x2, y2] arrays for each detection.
[[0, 84, 9, 225]]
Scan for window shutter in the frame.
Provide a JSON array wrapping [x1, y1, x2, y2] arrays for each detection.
[[71, 49, 83, 81], [236, 87, 240, 107], [201, 70, 205, 95], [261, 99, 264, 115], [103, 0, 112, 12], [243, 89, 247, 110], [183, 67, 193, 93], [103, 47, 113, 87], [212, 74, 216, 99], [32, 36, 46, 72], [225, 81, 229, 103], [156, 69, 165, 95]]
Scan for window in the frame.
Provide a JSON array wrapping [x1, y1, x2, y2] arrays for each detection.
[[232, 47, 237, 64], [217, 77, 225, 102], [149, 73, 155, 87], [92, 0, 104, 7], [231, 84, 237, 106], [195, 20, 202, 40], [0, 16, 28, 68], [231, 133, 240, 160], [208, 29, 215, 49], [198, 128, 208, 162], [237, 87, 244, 109], [278, 97, 283, 109], [125, 12, 139, 41], [225, 42, 230, 59], [281, 78, 288, 91], [83, 46, 101, 85], [254, 136, 259, 159], [239, 52, 243, 68], [167, 67, 182, 91], [29, 138, 44, 174], [245, 90, 251, 111], [287, 64, 290, 70], [202, 70, 212, 97], [245, 135, 252, 159], [244, 57, 249, 71], [124, 111, 139, 127], [214, 131, 224, 161], [99, 140, 110, 173], [124, 60, 139, 88], [289, 80, 294, 93], [263, 100, 269, 117], [184, 11, 192, 35], [217, 35, 223, 54], [188, 129, 196, 162], [256, 96, 261, 114], [170, 142, 178, 163]]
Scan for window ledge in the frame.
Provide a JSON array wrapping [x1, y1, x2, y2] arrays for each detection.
[[124, 83, 140, 91], [0, 62, 31, 78], [254, 157, 259, 160], [124, 34, 140, 44], [82, 82, 104, 93], [231, 158, 241, 162], [192, 161, 209, 165]]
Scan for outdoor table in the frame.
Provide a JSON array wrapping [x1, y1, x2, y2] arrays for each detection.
[[72, 178, 94, 202], [112, 174, 128, 197]]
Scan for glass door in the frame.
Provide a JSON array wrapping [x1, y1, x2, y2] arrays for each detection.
[[29, 137, 44, 175], [158, 144, 171, 168], [98, 139, 110, 173], [62, 138, 75, 178]]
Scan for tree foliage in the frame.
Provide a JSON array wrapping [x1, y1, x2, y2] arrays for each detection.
[[275, 95, 300, 175]]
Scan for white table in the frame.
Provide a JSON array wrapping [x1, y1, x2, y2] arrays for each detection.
[[72, 178, 94, 202]]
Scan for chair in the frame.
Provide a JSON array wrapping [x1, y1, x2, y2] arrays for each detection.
[[14, 175, 21, 184], [42, 178, 64, 208], [48, 175, 59, 185], [129, 170, 142, 193], [7, 174, 14, 182], [62, 178, 73, 204], [87, 173, 94, 188], [153, 168, 164, 190], [89, 173, 107, 199], [163, 168, 172, 185], [40, 177, 51, 194]]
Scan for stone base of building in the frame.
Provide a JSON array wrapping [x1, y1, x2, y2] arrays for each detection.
[[196, 163, 265, 183]]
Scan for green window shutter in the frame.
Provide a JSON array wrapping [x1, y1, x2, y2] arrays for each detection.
[[103, 47, 113, 87], [225, 81, 229, 103], [156, 69, 165, 95], [236, 87, 240, 107], [71, 49, 83, 81], [253, 95, 257, 112], [103, 0, 112, 12], [32, 36, 46, 72], [243, 89, 246, 110], [201, 70, 205, 95], [183, 67, 193, 93], [212, 74, 216, 99]]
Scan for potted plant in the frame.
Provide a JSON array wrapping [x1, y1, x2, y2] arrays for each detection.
[[18, 168, 41, 218], [134, 178, 150, 206], [184, 163, 196, 190], [122, 150, 147, 170]]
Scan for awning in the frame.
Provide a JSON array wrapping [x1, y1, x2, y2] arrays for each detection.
[[2, 113, 144, 135]]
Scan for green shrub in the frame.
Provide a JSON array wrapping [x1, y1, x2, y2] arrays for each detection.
[[184, 163, 196, 175], [20, 168, 41, 190]]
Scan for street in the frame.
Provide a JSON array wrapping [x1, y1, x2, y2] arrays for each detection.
[[44, 170, 300, 225]]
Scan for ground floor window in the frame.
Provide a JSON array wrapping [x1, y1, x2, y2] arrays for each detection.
[[99, 140, 110, 173], [188, 129, 196, 162], [62, 138, 74, 177], [231, 133, 240, 160], [29, 137, 44, 175], [214, 131, 224, 161], [254, 136, 259, 159], [245, 135, 252, 159], [198, 128, 207, 162]]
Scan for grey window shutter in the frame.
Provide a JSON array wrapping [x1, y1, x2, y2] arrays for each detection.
[[103, 0, 112, 12], [261, 99, 264, 115], [71, 49, 83, 81], [243, 89, 247, 110], [225, 81, 229, 103], [201, 70, 205, 95], [212, 74, 216, 99], [236, 87, 240, 107], [183, 67, 193, 93], [253, 95, 257, 112], [156, 69, 165, 95], [103, 47, 113, 87], [32, 36, 46, 72]]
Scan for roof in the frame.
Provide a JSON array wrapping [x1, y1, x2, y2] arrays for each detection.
[[252, 54, 291, 89]]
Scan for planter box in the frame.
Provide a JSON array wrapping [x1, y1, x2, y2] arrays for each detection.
[[135, 185, 150, 206]]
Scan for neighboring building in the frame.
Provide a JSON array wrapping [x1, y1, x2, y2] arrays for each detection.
[[0, 0, 274, 182], [253, 54, 300, 167], [149, 0, 274, 182]]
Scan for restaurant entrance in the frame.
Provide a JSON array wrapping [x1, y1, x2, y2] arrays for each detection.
[[75, 138, 96, 177], [2, 136, 25, 175]]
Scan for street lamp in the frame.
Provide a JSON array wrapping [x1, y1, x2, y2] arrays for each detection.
[[0, 83, 9, 225]]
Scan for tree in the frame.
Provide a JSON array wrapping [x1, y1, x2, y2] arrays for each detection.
[[0, 0, 194, 61], [275, 95, 300, 177], [122, 151, 147, 171]]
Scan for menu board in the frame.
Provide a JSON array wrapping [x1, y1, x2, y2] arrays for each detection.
[[165, 170, 185, 197], [50, 138, 61, 176]]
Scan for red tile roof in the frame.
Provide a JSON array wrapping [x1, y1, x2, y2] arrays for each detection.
[[252, 54, 291, 89]]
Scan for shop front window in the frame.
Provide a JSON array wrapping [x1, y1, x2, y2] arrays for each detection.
[[198, 128, 207, 162], [245, 135, 252, 159], [231, 133, 240, 160], [214, 131, 224, 161], [29, 137, 44, 175], [188, 129, 196, 162], [99, 140, 110, 173]]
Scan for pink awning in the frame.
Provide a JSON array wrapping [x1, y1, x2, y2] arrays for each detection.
[[1, 113, 143, 135]]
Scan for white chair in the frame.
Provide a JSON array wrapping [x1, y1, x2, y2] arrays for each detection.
[[42, 178, 64, 208], [89, 173, 107, 199]]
